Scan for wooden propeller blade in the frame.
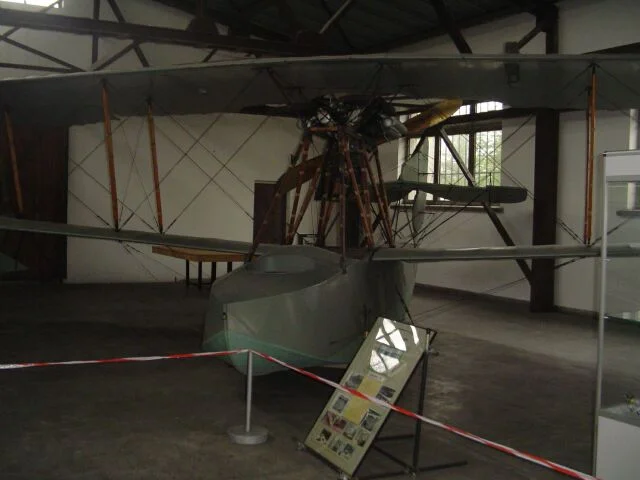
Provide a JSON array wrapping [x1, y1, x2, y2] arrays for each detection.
[[402, 99, 463, 136]]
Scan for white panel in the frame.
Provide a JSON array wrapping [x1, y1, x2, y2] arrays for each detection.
[[556, 111, 630, 311], [596, 415, 640, 480], [66, 114, 298, 283]]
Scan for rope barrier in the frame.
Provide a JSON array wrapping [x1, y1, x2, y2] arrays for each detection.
[[0, 348, 598, 480]]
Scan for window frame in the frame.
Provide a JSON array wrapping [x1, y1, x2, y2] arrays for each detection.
[[402, 102, 503, 207], [0, 0, 62, 9]]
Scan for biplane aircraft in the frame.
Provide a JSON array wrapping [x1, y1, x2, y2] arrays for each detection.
[[2, 53, 640, 374]]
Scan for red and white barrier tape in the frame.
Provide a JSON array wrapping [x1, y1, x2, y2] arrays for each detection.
[[253, 351, 599, 480], [0, 348, 597, 480], [0, 349, 246, 370]]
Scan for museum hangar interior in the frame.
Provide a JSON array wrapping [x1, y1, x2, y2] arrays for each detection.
[[1, 1, 640, 479]]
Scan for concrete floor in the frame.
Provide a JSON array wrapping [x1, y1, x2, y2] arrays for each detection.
[[1, 282, 638, 479]]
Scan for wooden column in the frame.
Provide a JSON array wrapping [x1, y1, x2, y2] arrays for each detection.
[[147, 99, 164, 233], [531, 109, 560, 312], [101, 82, 119, 230], [530, 10, 560, 312], [3, 110, 23, 215]]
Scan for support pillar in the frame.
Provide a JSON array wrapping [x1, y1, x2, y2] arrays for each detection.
[[530, 110, 559, 312], [530, 5, 559, 312]]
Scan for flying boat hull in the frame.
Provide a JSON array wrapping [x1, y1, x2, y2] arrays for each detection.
[[202, 246, 416, 375]]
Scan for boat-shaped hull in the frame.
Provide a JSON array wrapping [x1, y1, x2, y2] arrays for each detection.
[[202, 246, 416, 375]]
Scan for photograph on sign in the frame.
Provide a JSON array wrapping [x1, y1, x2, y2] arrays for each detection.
[[304, 317, 428, 476]]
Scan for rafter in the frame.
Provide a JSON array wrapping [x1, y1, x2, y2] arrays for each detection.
[[105, 0, 149, 67], [151, 0, 291, 42], [0, 7, 331, 56], [365, 3, 539, 53], [429, 0, 472, 54]]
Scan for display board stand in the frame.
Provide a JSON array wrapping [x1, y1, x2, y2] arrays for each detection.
[[356, 329, 467, 479], [300, 320, 467, 479]]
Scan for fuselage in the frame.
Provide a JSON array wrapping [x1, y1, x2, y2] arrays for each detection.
[[201, 245, 416, 375]]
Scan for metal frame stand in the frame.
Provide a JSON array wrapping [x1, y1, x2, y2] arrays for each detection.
[[228, 351, 269, 445], [358, 330, 467, 479]]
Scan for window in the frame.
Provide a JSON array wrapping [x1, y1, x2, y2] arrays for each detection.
[[401, 101, 503, 203], [1, 0, 61, 7]]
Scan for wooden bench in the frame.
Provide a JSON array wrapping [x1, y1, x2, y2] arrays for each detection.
[[152, 246, 247, 289]]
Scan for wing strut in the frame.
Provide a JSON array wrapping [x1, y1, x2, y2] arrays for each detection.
[[342, 134, 374, 248], [2, 109, 23, 215], [438, 127, 533, 282], [584, 65, 597, 244], [101, 81, 119, 230], [146, 99, 164, 233], [286, 134, 311, 243]]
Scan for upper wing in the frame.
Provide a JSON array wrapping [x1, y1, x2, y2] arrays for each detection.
[[2, 54, 640, 125], [1, 216, 639, 261], [383, 181, 528, 204]]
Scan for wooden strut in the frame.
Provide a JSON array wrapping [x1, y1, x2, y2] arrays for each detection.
[[315, 175, 328, 246], [359, 143, 373, 241], [250, 136, 313, 257], [248, 188, 282, 260], [374, 148, 395, 247], [322, 185, 338, 238], [288, 165, 322, 244], [316, 156, 336, 246], [286, 136, 310, 242], [3, 110, 23, 215], [342, 134, 374, 249], [339, 159, 347, 269], [584, 66, 597, 245], [146, 99, 164, 233], [364, 148, 394, 247], [101, 82, 119, 230]]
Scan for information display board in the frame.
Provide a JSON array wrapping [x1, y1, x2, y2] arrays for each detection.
[[304, 317, 427, 476]]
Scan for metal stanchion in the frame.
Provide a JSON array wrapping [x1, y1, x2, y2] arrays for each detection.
[[228, 350, 269, 445]]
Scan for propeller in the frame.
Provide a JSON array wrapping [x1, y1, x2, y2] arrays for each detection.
[[402, 99, 463, 135], [271, 97, 463, 197]]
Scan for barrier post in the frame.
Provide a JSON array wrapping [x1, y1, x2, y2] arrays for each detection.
[[228, 350, 268, 445]]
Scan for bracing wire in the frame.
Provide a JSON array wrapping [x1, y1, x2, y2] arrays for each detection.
[[163, 117, 271, 231], [390, 67, 594, 247]]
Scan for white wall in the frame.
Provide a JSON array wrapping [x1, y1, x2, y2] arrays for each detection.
[[67, 114, 300, 282]]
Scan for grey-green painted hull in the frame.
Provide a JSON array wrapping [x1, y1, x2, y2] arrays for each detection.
[[201, 246, 416, 375]]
